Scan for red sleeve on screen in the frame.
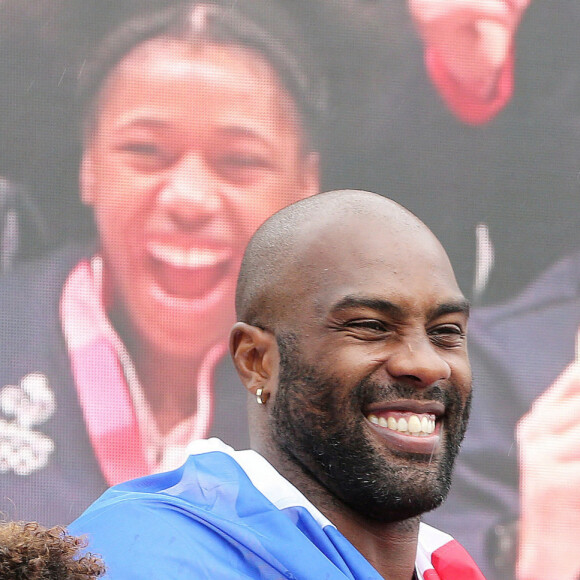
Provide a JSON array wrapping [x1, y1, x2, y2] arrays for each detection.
[[424, 45, 514, 125]]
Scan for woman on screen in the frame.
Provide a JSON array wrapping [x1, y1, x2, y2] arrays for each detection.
[[0, 0, 321, 525]]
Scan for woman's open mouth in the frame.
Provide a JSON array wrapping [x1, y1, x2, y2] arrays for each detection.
[[148, 242, 233, 299]]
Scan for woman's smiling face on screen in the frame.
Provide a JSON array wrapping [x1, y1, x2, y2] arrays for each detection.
[[81, 38, 318, 356]]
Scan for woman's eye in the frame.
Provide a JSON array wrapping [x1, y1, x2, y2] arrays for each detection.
[[119, 142, 173, 170], [120, 140, 169, 156], [124, 142, 158, 154], [215, 153, 271, 182], [222, 154, 268, 167]]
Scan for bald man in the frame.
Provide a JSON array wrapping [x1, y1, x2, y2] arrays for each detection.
[[69, 191, 483, 580]]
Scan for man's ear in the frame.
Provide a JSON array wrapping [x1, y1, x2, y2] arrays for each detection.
[[79, 149, 97, 206], [230, 322, 278, 396]]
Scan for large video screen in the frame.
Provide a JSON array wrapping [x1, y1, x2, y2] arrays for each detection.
[[1, 2, 579, 579]]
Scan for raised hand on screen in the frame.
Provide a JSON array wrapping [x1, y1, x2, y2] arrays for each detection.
[[516, 358, 580, 580], [408, 0, 530, 97]]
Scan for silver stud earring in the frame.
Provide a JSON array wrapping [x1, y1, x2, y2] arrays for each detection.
[[256, 387, 268, 405]]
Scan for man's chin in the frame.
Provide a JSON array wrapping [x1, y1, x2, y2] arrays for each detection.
[[342, 482, 451, 524], [320, 452, 455, 524]]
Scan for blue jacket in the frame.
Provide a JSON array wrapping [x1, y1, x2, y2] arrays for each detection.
[[70, 439, 485, 580]]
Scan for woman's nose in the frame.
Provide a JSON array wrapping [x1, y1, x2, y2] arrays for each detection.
[[158, 154, 223, 230]]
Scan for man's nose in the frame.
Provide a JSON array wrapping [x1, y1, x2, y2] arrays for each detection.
[[158, 154, 223, 229], [385, 335, 451, 387]]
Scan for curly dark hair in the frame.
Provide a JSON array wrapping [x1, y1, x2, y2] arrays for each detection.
[[0, 521, 106, 579]]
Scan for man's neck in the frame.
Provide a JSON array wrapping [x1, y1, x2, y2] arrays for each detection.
[[331, 509, 420, 580], [257, 444, 420, 580]]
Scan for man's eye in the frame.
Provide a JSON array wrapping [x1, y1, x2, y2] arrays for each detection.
[[429, 325, 465, 347], [347, 320, 389, 333]]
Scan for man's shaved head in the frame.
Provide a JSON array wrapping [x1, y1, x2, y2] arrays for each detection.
[[232, 189, 470, 525], [236, 189, 452, 330]]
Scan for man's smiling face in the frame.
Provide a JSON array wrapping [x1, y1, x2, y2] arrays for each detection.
[[266, 216, 472, 521]]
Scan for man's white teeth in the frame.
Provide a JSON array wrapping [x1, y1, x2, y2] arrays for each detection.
[[149, 244, 229, 268], [367, 413, 436, 436]]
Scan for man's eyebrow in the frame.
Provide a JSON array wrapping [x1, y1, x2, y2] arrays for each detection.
[[329, 296, 405, 319], [327, 296, 470, 320], [429, 299, 471, 319]]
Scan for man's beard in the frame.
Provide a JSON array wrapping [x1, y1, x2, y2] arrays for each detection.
[[270, 334, 472, 522]]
